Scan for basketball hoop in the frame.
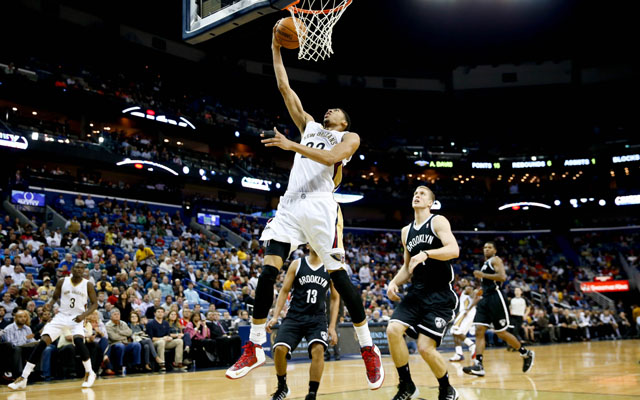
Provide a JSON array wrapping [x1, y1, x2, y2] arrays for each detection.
[[285, 0, 353, 61]]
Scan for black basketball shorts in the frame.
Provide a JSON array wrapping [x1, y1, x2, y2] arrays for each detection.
[[473, 290, 510, 332], [390, 291, 457, 347], [273, 315, 329, 359]]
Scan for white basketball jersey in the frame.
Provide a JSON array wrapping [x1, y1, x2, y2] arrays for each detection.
[[59, 277, 89, 317], [459, 292, 474, 313], [287, 121, 352, 193]]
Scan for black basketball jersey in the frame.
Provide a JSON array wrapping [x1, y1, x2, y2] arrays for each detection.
[[287, 257, 330, 318], [405, 214, 455, 293], [480, 257, 500, 294]]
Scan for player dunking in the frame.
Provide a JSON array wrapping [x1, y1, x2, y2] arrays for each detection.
[[448, 278, 477, 362], [225, 27, 384, 389], [8, 262, 98, 390], [386, 186, 460, 400], [462, 241, 534, 377], [266, 246, 340, 400]]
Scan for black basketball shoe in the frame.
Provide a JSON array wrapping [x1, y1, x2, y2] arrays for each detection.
[[522, 350, 535, 373], [463, 361, 486, 377], [392, 380, 420, 400], [271, 383, 290, 400], [439, 385, 459, 400]]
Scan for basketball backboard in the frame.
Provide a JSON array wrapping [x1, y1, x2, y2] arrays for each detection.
[[183, 0, 296, 44]]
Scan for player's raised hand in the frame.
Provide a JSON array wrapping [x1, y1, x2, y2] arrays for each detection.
[[272, 24, 281, 50], [261, 127, 294, 151], [266, 316, 279, 334], [387, 281, 401, 302], [408, 251, 428, 274]]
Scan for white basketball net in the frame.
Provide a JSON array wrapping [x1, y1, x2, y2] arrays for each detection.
[[287, 0, 352, 62]]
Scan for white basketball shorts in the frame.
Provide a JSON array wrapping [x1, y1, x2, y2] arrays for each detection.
[[260, 192, 345, 271]]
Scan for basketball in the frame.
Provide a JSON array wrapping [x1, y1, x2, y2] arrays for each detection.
[[275, 17, 303, 49]]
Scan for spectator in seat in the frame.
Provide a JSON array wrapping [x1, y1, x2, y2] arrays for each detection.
[[31, 309, 52, 340], [599, 309, 620, 339], [2, 292, 17, 321], [185, 312, 217, 363], [358, 263, 372, 289], [129, 312, 162, 371], [133, 232, 146, 248], [46, 230, 61, 248], [206, 310, 241, 367], [75, 195, 85, 207], [145, 297, 162, 319], [120, 233, 134, 253], [0, 310, 36, 378], [106, 309, 141, 373], [54, 195, 65, 210], [85, 195, 95, 209], [548, 307, 564, 342], [89, 259, 103, 283], [135, 244, 156, 267], [38, 261, 56, 284], [0, 306, 9, 329], [58, 253, 74, 273], [115, 292, 132, 323], [148, 282, 162, 303], [146, 308, 186, 371], [159, 276, 174, 299], [617, 312, 632, 338], [85, 311, 113, 376], [95, 271, 113, 295], [184, 281, 201, 306], [66, 216, 81, 234]]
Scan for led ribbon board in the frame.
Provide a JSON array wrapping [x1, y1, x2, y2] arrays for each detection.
[[580, 280, 629, 293], [11, 190, 45, 207], [498, 202, 552, 211], [512, 161, 551, 169], [614, 195, 640, 206], [612, 154, 640, 163], [0, 132, 28, 150], [122, 107, 195, 129], [472, 162, 501, 169], [564, 158, 595, 166], [116, 159, 179, 176], [241, 177, 272, 191]]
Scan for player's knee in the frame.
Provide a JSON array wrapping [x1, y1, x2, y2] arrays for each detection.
[[274, 345, 288, 358], [259, 265, 280, 285], [310, 343, 324, 359], [386, 322, 405, 338], [417, 342, 437, 358]]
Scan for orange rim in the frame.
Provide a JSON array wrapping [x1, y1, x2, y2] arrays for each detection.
[[286, 0, 352, 15]]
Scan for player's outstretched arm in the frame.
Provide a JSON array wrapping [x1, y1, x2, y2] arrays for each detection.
[[266, 259, 298, 333], [272, 29, 313, 133], [262, 128, 360, 167]]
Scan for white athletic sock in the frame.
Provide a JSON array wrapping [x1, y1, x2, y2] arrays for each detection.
[[463, 338, 474, 347], [83, 359, 93, 373], [249, 322, 267, 345], [22, 362, 36, 379], [455, 346, 463, 355], [354, 324, 373, 347]]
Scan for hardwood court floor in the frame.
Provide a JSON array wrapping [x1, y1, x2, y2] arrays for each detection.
[[2, 340, 639, 400]]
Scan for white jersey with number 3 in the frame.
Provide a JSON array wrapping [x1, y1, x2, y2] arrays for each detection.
[[59, 277, 89, 318], [287, 121, 352, 193]]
